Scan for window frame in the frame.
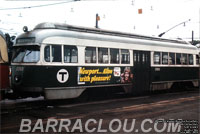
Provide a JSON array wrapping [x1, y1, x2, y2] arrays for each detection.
[[64, 45, 78, 63], [162, 52, 168, 65], [85, 47, 97, 63], [169, 53, 175, 65], [98, 47, 109, 64], [153, 51, 161, 65], [176, 53, 182, 65], [52, 45, 62, 62], [121, 49, 130, 64], [196, 55, 199, 65], [110, 48, 120, 64], [44, 45, 51, 62], [152, 52, 196, 66], [181, 53, 188, 65], [44, 44, 78, 64], [188, 54, 193, 65]]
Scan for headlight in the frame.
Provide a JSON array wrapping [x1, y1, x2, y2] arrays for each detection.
[[14, 75, 21, 82]]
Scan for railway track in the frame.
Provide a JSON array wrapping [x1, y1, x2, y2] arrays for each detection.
[[1, 88, 199, 114], [1, 88, 199, 133]]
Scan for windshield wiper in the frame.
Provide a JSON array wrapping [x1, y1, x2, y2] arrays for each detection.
[[26, 50, 33, 56]]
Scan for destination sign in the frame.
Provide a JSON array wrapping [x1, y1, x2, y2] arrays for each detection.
[[16, 38, 35, 44]]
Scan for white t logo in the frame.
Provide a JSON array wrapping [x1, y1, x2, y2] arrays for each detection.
[[57, 69, 69, 83]]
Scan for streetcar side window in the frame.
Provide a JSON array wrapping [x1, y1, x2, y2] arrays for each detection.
[[169, 53, 175, 65], [176, 53, 181, 65], [44, 46, 50, 62], [162, 52, 168, 65], [98, 47, 109, 64], [182, 54, 188, 65], [153, 52, 161, 65], [64, 45, 78, 63], [52, 45, 62, 62], [85, 47, 96, 63], [121, 49, 130, 64], [110, 48, 120, 64], [196, 55, 199, 65], [188, 54, 193, 65]]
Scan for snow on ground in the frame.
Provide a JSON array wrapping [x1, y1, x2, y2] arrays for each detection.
[[0, 96, 44, 105]]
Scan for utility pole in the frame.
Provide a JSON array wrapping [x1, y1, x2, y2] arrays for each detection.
[[192, 31, 194, 44], [95, 13, 100, 28]]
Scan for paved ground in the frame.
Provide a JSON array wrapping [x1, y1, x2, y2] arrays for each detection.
[[1, 90, 199, 134]]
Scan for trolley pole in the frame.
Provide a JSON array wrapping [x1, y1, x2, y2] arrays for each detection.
[[158, 19, 191, 37]]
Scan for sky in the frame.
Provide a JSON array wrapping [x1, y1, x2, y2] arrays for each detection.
[[0, 0, 200, 40]]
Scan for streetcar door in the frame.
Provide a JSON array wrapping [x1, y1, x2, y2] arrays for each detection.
[[133, 50, 150, 95]]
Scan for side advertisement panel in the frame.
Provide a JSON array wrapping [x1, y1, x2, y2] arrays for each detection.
[[77, 66, 133, 86]]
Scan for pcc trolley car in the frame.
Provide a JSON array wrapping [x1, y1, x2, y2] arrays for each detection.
[[11, 22, 199, 99]]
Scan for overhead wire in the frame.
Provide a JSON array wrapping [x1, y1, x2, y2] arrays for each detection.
[[0, 0, 117, 10], [0, 0, 79, 10]]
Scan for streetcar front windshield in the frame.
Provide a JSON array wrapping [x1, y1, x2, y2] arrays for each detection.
[[12, 46, 40, 63]]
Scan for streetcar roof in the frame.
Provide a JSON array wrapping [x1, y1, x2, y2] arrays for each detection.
[[14, 22, 197, 52], [34, 22, 189, 45]]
